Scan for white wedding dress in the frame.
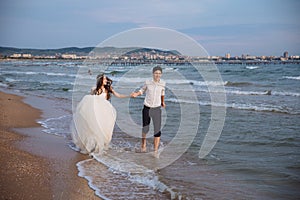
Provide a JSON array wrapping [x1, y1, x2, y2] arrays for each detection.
[[71, 92, 116, 154]]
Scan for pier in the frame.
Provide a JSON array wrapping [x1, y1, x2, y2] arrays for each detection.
[[93, 59, 300, 66]]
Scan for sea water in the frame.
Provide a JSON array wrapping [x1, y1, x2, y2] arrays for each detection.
[[0, 60, 299, 199]]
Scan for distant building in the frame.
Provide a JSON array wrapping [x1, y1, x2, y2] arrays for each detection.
[[225, 53, 230, 59], [209, 56, 221, 61], [283, 51, 288, 58], [61, 54, 77, 59], [241, 54, 256, 60], [291, 55, 300, 59], [280, 57, 288, 61], [11, 53, 22, 58], [22, 54, 32, 58]]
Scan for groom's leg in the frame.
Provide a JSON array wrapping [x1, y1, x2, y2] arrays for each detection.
[[152, 107, 162, 152], [154, 136, 160, 152], [142, 106, 150, 152], [141, 133, 147, 151]]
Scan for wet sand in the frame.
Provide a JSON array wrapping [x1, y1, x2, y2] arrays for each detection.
[[0, 91, 100, 199]]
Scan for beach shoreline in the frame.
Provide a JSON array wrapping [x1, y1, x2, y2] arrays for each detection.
[[0, 91, 100, 200]]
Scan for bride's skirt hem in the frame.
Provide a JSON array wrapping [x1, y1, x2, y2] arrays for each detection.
[[70, 95, 116, 155]]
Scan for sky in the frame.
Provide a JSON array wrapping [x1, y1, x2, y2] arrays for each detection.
[[0, 0, 299, 56]]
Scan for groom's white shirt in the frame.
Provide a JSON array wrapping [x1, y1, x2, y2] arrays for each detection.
[[139, 79, 165, 108]]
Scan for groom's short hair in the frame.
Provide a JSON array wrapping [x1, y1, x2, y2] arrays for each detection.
[[152, 66, 162, 73]]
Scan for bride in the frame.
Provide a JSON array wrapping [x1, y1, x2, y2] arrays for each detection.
[[71, 73, 128, 154]]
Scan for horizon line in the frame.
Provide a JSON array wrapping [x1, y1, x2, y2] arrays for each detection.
[[0, 45, 298, 57]]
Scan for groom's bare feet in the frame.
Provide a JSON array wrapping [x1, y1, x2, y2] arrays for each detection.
[[141, 145, 147, 153], [141, 136, 147, 152], [135, 146, 147, 153], [152, 150, 159, 158]]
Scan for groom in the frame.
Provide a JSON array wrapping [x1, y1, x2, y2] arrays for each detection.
[[131, 66, 166, 155]]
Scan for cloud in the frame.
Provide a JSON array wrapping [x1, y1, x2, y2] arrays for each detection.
[[183, 23, 300, 56], [77, 0, 206, 28], [0, 0, 299, 55]]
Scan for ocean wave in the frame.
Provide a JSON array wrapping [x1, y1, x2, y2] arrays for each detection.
[[1, 70, 77, 78], [4, 77, 17, 82], [272, 91, 300, 97], [225, 81, 253, 87], [226, 89, 272, 96], [165, 98, 299, 115], [226, 90, 299, 97], [4, 72, 299, 98], [226, 103, 298, 115], [164, 67, 179, 71], [76, 153, 180, 199], [107, 66, 178, 72], [0, 82, 8, 88], [38, 115, 72, 137], [246, 66, 260, 70], [171, 79, 225, 86], [113, 77, 147, 83], [3, 60, 81, 68], [283, 76, 300, 80], [112, 77, 226, 87], [3, 77, 74, 87], [170, 86, 300, 97], [106, 70, 127, 75]]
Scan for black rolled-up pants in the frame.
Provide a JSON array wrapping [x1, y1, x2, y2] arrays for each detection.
[[142, 105, 161, 137]]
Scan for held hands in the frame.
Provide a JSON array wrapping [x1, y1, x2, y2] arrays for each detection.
[[130, 91, 166, 107], [130, 92, 139, 98]]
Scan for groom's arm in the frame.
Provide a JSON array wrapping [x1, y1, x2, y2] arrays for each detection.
[[161, 82, 166, 107], [131, 83, 146, 98], [130, 90, 142, 98], [161, 95, 165, 108]]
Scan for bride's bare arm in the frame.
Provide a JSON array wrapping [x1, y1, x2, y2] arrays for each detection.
[[112, 89, 129, 98]]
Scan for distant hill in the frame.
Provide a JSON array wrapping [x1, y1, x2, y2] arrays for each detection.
[[0, 47, 93, 56], [124, 48, 180, 56], [0, 46, 181, 57]]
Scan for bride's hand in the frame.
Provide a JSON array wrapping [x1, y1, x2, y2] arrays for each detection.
[[130, 92, 138, 98]]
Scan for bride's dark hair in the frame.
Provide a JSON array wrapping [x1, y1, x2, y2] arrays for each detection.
[[93, 73, 113, 100]]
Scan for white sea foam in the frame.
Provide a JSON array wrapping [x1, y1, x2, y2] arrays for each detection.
[[166, 79, 225, 86], [76, 152, 179, 199], [38, 115, 72, 137], [283, 76, 300, 80], [116, 77, 226, 87], [0, 82, 8, 87], [1, 70, 77, 78], [5, 77, 17, 82], [164, 67, 179, 71], [76, 159, 111, 200], [225, 89, 272, 96], [272, 91, 300, 97], [4, 76, 74, 86], [226, 102, 295, 114], [246, 66, 260, 70], [166, 98, 298, 114], [170, 86, 300, 97], [224, 89, 300, 97]]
